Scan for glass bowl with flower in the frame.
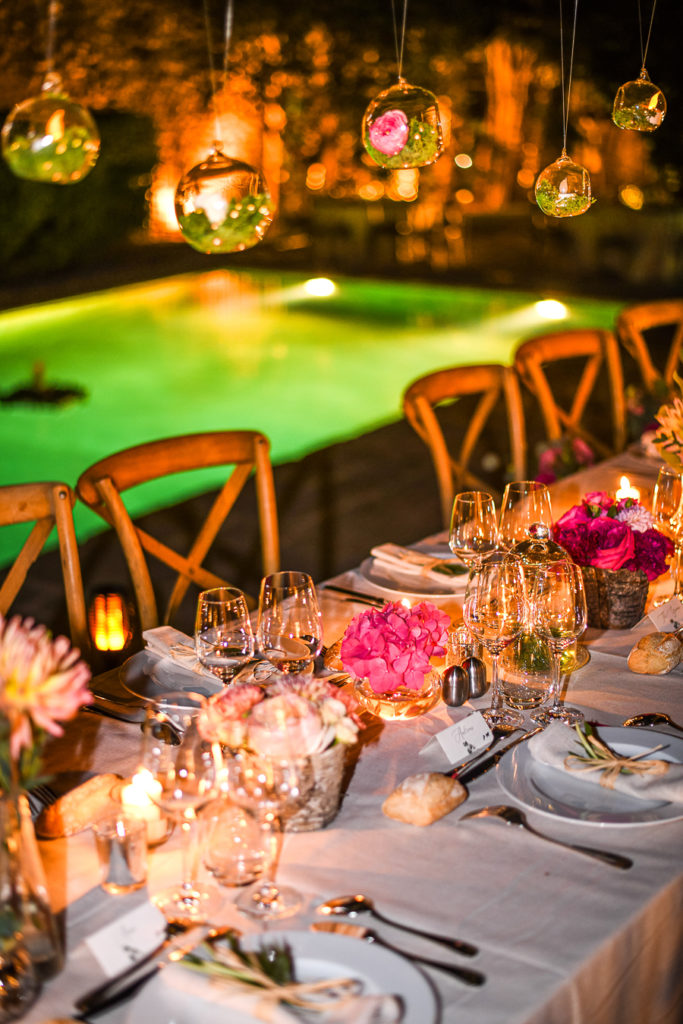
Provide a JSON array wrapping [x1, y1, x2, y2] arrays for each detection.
[[339, 600, 451, 720]]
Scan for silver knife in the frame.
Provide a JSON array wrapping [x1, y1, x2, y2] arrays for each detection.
[[448, 727, 543, 785], [74, 923, 214, 1016], [322, 585, 385, 607]]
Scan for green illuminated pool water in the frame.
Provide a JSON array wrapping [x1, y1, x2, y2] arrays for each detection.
[[0, 268, 623, 564]]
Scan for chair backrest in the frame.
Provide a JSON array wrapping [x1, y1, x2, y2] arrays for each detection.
[[76, 430, 280, 631], [616, 299, 683, 392], [402, 364, 527, 528], [513, 328, 626, 459], [0, 482, 89, 652]]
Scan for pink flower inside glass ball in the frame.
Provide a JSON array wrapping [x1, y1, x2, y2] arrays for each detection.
[[368, 109, 410, 156]]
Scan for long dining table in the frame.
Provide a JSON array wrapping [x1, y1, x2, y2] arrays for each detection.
[[23, 451, 683, 1024]]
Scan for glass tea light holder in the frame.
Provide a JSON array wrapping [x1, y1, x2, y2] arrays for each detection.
[[92, 814, 148, 895], [113, 770, 173, 847]]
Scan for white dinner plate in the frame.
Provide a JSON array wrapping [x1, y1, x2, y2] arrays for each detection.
[[124, 930, 437, 1024], [120, 650, 224, 701], [413, 534, 453, 560], [497, 726, 683, 827], [359, 557, 468, 599]]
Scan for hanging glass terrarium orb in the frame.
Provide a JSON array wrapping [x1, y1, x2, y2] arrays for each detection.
[[175, 147, 274, 254], [612, 67, 667, 132], [535, 153, 594, 218], [362, 78, 443, 170], [1, 72, 100, 184]]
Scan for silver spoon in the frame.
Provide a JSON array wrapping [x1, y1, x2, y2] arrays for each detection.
[[622, 712, 683, 734], [460, 805, 632, 870], [311, 922, 485, 986], [315, 895, 478, 956]]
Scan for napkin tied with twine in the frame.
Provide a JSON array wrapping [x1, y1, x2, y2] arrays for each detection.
[[564, 728, 669, 789]]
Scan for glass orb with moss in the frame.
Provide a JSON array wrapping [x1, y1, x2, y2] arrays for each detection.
[[175, 147, 274, 255], [362, 79, 443, 170], [1, 72, 100, 185], [612, 68, 667, 132], [535, 153, 594, 218]]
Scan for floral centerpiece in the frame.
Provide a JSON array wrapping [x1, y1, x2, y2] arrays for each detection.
[[340, 601, 450, 719], [198, 677, 363, 832], [553, 492, 674, 628], [535, 437, 595, 485]]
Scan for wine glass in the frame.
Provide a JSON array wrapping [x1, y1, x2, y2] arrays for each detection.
[[449, 491, 498, 573], [225, 748, 312, 920], [652, 467, 683, 602], [256, 571, 323, 674], [530, 560, 587, 727], [463, 551, 527, 731], [195, 587, 254, 683], [141, 694, 222, 924], [498, 481, 553, 550]]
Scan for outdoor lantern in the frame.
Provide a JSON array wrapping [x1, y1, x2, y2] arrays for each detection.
[[362, 79, 443, 170], [88, 589, 133, 653], [1, 72, 100, 184], [535, 152, 594, 218], [612, 68, 667, 132], [174, 145, 274, 254]]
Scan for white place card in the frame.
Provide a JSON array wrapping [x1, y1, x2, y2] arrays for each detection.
[[85, 901, 167, 975], [641, 597, 683, 633], [429, 711, 493, 765]]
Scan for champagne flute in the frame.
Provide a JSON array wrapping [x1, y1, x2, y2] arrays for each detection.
[[141, 694, 222, 924], [530, 560, 587, 727], [195, 587, 254, 684], [256, 571, 323, 674], [463, 551, 527, 731], [498, 481, 553, 550], [449, 491, 498, 573], [652, 467, 683, 602]]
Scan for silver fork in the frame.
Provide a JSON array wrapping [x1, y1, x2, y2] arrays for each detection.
[[25, 783, 58, 819]]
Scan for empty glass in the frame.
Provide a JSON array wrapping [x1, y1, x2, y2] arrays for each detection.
[[256, 571, 323, 674], [195, 587, 254, 684], [652, 467, 683, 603], [531, 560, 587, 726], [449, 491, 498, 574], [498, 481, 553, 551]]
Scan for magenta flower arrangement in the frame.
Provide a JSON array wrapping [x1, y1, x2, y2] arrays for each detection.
[[367, 109, 410, 156], [553, 491, 673, 581], [0, 614, 92, 790], [536, 437, 595, 485], [340, 600, 450, 694]]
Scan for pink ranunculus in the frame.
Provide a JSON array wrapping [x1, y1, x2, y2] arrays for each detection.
[[583, 491, 613, 511], [246, 693, 327, 758], [197, 682, 265, 747], [368, 109, 410, 156]]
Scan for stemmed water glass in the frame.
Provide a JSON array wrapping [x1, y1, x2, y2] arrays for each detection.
[[498, 481, 553, 550], [256, 571, 323, 674], [652, 466, 683, 603], [463, 551, 527, 731], [449, 491, 498, 574], [141, 694, 222, 924], [224, 747, 312, 920], [195, 586, 255, 684], [530, 560, 587, 727]]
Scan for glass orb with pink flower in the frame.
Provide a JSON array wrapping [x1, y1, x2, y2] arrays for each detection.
[[362, 79, 443, 170]]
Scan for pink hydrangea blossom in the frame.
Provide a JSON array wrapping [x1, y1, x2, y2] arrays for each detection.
[[341, 600, 450, 694], [0, 615, 92, 759], [368, 109, 410, 156]]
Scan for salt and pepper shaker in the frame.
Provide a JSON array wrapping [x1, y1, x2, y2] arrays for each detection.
[[462, 656, 489, 698], [441, 665, 470, 706]]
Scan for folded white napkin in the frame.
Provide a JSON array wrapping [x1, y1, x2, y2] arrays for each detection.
[[528, 722, 683, 803], [370, 543, 468, 589], [142, 626, 215, 678]]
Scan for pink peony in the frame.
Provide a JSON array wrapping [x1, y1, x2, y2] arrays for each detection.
[[197, 682, 264, 748], [368, 109, 410, 156], [0, 615, 92, 760]]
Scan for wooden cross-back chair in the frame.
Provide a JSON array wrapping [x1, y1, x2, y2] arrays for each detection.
[[402, 364, 527, 528], [0, 482, 89, 652], [513, 328, 626, 459], [76, 431, 280, 631], [615, 299, 683, 392]]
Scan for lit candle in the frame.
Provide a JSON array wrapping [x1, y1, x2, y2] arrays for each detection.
[[616, 476, 640, 501], [120, 769, 169, 845]]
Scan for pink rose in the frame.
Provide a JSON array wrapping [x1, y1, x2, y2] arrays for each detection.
[[246, 693, 326, 758], [368, 109, 410, 156], [588, 518, 635, 570]]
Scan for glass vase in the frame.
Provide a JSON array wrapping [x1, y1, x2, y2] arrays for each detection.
[[354, 669, 442, 720], [0, 798, 41, 1021]]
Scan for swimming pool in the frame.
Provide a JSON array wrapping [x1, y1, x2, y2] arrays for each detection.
[[0, 269, 622, 564]]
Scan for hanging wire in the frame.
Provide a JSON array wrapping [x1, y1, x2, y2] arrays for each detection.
[[45, 0, 59, 76], [202, 0, 235, 145], [559, 0, 579, 155], [390, 0, 408, 81], [637, 0, 659, 70]]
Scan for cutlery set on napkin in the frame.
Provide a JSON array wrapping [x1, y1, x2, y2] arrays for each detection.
[[369, 544, 468, 588]]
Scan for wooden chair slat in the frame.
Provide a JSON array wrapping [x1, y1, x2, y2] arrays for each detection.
[[616, 300, 683, 393]]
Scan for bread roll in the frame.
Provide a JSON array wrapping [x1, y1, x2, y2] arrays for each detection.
[[627, 631, 683, 675], [323, 638, 344, 672], [382, 772, 466, 826], [36, 773, 121, 838]]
